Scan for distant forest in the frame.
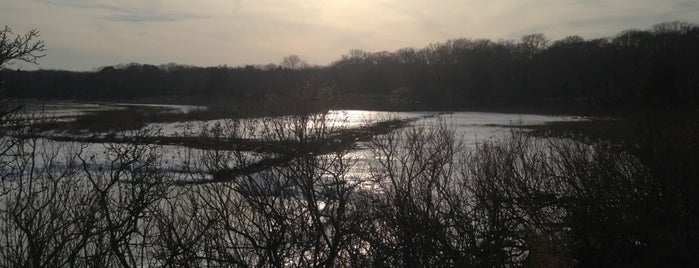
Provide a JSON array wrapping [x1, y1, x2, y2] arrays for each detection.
[[2, 21, 698, 109]]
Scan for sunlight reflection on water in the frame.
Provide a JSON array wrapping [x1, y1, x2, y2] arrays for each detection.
[[330, 110, 585, 188]]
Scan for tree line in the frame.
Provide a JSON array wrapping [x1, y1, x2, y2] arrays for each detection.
[[2, 21, 698, 109]]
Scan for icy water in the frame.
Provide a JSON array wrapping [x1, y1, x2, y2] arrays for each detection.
[[142, 109, 583, 183], [322, 110, 584, 180], [145, 109, 581, 141], [16, 100, 203, 122], [8, 102, 585, 184]]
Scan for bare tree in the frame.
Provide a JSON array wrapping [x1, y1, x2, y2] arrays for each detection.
[[0, 26, 46, 68], [280, 55, 308, 70], [173, 104, 370, 267], [75, 135, 169, 267], [366, 121, 470, 266], [520, 33, 549, 58], [0, 134, 93, 267]]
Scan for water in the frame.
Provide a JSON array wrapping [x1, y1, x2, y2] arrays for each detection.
[[16, 100, 204, 122], [7, 103, 586, 184], [327, 110, 584, 181], [143, 109, 584, 185]]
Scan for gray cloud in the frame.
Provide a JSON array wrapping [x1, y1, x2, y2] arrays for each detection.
[[43, 0, 131, 13], [102, 13, 208, 23], [43, 0, 209, 23]]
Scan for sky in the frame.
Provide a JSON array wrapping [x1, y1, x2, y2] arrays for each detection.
[[2, 0, 698, 71]]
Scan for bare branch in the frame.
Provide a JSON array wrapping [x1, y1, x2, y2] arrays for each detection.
[[0, 26, 46, 68]]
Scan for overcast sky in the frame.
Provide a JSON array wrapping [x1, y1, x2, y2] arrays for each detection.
[[2, 0, 698, 71]]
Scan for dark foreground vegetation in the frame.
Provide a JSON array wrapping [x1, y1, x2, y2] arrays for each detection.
[[2, 21, 699, 111], [2, 96, 699, 267]]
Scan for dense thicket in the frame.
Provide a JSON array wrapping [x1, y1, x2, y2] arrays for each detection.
[[2, 21, 698, 108], [2, 105, 697, 267]]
